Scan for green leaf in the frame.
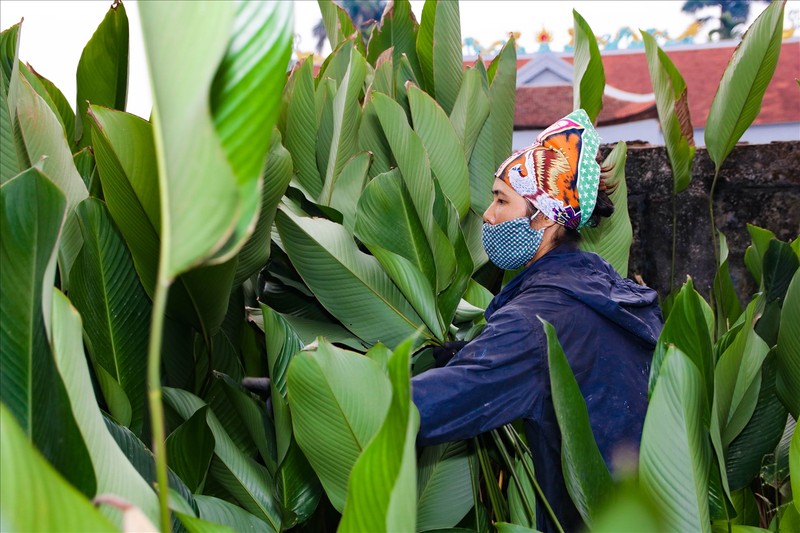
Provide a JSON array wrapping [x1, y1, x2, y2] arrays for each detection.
[[318, 0, 362, 54], [89, 106, 236, 337], [69, 199, 150, 435], [705, 0, 786, 169], [274, 437, 323, 528], [27, 66, 76, 143], [0, 169, 95, 496], [408, 85, 470, 219], [50, 289, 160, 526], [777, 269, 800, 417], [791, 426, 799, 513], [744, 225, 776, 288], [75, 1, 128, 148], [366, 0, 422, 82], [19, 63, 71, 140], [194, 495, 272, 532], [762, 238, 799, 305], [714, 232, 744, 337], [640, 346, 711, 533], [14, 71, 89, 280], [360, 94, 395, 178], [572, 10, 605, 123], [318, 46, 366, 206], [338, 339, 419, 532], [507, 455, 537, 529], [710, 298, 770, 497], [578, 141, 632, 276], [725, 353, 788, 490], [233, 129, 293, 286], [285, 58, 321, 198], [486, 40, 517, 171], [540, 318, 613, 527], [449, 66, 490, 166], [210, 1, 293, 256], [329, 151, 371, 233], [416, 441, 473, 531], [177, 511, 237, 533], [163, 387, 281, 532], [415, 0, 462, 114], [166, 407, 215, 493], [649, 279, 714, 415], [275, 207, 427, 348], [0, 405, 116, 532], [494, 523, 539, 533], [641, 30, 695, 194], [286, 339, 392, 512]]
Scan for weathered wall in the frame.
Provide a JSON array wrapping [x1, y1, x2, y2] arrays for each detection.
[[611, 140, 800, 302]]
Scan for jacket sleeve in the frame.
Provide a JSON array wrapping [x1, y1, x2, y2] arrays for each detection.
[[412, 305, 547, 446]]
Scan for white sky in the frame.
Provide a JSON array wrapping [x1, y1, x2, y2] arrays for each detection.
[[1, 0, 797, 119]]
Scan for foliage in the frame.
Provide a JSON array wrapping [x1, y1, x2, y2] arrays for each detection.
[[0, 1, 795, 532]]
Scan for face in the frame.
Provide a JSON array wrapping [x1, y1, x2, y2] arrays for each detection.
[[483, 178, 530, 225]]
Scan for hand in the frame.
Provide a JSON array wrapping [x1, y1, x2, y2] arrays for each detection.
[[432, 340, 468, 368]]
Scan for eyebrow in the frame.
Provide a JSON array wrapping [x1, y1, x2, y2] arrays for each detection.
[[491, 189, 506, 197]]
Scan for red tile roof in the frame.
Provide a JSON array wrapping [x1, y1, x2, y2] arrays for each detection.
[[510, 38, 800, 129]]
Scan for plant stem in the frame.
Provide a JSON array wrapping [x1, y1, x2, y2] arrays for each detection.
[[474, 435, 507, 523], [709, 167, 721, 268], [670, 192, 677, 291], [490, 430, 536, 522], [147, 274, 172, 533], [501, 425, 565, 533]]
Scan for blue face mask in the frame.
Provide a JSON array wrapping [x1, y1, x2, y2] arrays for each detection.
[[482, 215, 545, 270]]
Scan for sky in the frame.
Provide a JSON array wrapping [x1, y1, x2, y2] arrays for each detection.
[[1, 0, 797, 119]]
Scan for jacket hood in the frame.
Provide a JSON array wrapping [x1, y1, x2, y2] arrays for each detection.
[[487, 243, 662, 347]]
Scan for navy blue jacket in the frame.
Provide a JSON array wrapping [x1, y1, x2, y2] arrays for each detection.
[[412, 243, 663, 532]]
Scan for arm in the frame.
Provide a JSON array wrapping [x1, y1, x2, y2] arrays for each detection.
[[412, 306, 547, 446]]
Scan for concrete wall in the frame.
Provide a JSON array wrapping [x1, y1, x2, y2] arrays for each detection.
[[615, 140, 800, 302]]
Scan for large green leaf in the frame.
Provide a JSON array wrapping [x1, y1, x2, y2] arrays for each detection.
[[28, 67, 75, 144], [791, 426, 799, 513], [17, 62, 71, 140], [639, 346, 711, 533], [408, 85, 470, 219], [163, 387, 281, 532], [14, 71, 88, 280], [371, 91, 456, 294], [274, 437, 323, 528], [415, 0, 462, 114], [69, 199, 150, 435], [725, 353, 788, 490], [641, 30, 695, 194], [233, 129, 293, 286], [578, 141, 632, 276], [139, 2, 238, 275], [744, 224, 776, 288], [318, 0, 363, 54], [338, 339, 419, 532], [166, 407, 215, 493], [318, 45, 366, 206], [366, 0, 422, 82], [714, 232, 744, 337], [194, 495, 272, 532], [275, 207, 427, 347], [777, 269, 800, 418], [710, 298, 770, 497], [416, 441, 473, 531], [74, 1, 128, 148], [705, 1, 786, 169], [354, 170, 441, 335], [541, 318, 613, 527], [286, 339, 392, 512], [285, 58, 322, 198], [649, 278, 714, 414], [0, 23, 22, 185], [486, 41, 517, 171], [90, 106, 237, 337], [449, 66, 490, 166], [50, 289, 159, 526], [360, 93, 395, 178], [329, 150, 371, 233], [572, 10, 605, 123], [0, 405, 116, 532], [0, 169, 95, 496]]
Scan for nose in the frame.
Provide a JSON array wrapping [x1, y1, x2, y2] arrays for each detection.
[[482, 204, 493, 225]]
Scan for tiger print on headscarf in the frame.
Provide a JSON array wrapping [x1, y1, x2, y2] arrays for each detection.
[[495, 109, 601, 230]]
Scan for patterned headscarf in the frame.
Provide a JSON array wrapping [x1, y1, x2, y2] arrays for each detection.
[[495, 109, 600, 230]]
